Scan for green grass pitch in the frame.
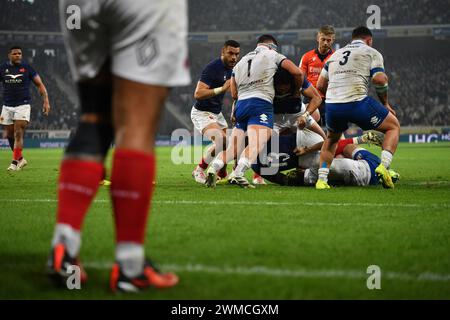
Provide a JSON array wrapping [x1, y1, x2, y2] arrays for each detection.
[[0, 143, 449, 299]]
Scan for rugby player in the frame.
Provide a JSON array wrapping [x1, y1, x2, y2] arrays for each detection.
[[251, 130, 398, 187], [299, 25, 335, 126], [191, 40, 240, 183], [48, 0, 190, 293], [315, 26, 401, 189], [0, 46, 50, 171]]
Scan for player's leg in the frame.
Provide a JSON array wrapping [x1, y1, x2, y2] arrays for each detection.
[[48, 64, 113, 285], [376, 112, 400, 169], [5, 124, 14, 151], [109, 77, 179, 291], [206, 127, 245, 187], [364, 98, 399, 188], [316, 130, 341, 189], [11, 119, 28, 169], [230, 125, 272, 188], [194, 123, 227, 183]]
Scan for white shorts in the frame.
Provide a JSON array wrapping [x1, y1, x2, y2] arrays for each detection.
[[191, 106, 228, 133], [61, 0, 190, 87], [273, 103, 306, 133], [0, 104, 31, 125]]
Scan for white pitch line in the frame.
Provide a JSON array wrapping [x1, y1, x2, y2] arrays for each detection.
[[82, 262, 450, 283], [0, 198, 449, 209]]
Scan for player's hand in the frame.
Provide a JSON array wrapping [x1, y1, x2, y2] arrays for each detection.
[[222, 79, 231, 92], [384, 103, 396, 116], [296, 116, 307, 129], [294, 146, 308, 156], [43, 101, 51, 116]]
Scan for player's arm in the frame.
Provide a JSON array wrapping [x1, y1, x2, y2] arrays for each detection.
[[280, 59, 303, 94], [194, 79, 230, 100], [32, 75, 50, 116], [316, 62, 329, 96], [230, 76, 238, 125], [294, 141, 324, 156], [297, 83, 322, 129], [370, 50, 396, 115]]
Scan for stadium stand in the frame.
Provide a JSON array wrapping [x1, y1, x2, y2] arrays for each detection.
[[0, 0, 449, 134]]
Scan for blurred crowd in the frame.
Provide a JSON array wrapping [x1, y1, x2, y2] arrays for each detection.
[[2, 0, 448, 32], [0, 0, 449, 133]]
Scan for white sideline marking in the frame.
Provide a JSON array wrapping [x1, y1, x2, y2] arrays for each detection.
[[0, 198, 449, 209], [83, 262, 450, 283]]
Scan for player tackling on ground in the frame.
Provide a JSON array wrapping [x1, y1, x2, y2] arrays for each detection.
[[0, 46, 50, 171], [315, 26, 400, 189], [48, 0, 190, 292]]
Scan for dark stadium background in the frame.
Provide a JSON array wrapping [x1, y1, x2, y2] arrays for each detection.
[[0, 0, 449, 137]]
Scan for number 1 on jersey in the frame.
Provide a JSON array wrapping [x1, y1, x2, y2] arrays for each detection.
[[247, 59, 252, 77]]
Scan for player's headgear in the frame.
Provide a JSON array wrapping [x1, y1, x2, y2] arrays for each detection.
[[351, 26, 373, 39]]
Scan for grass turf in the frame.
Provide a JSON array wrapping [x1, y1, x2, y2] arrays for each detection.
[[0, 143, 449, 299]]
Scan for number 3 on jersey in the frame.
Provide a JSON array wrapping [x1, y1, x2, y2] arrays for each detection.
[[339, 51, 351, 65]]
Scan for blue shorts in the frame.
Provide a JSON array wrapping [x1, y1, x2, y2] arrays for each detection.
[[353, 149, 381, 185], [325, 96, 389, 132], [235, 98, 273, 132]]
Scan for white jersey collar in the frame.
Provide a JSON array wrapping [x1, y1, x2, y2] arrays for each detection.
[[351, 39, 365, 45]]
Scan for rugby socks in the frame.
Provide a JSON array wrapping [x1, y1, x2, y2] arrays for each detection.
[[111, 149, 154, 244], [116, 242, 145, 278], [199, 146, 215, 170], [198, 158, 209, 170], [7, 137, 14, 151], [51, 224, 82, 258], [13, 148, 22, 161], [54, 159, 104, 256], [209, 158, 224, 173], [335, 138, 354, 156], [381, 150, 393, 169], [218, 166, 228, 179], [318, 162, 330, 183], [234, 157, 251, 177]]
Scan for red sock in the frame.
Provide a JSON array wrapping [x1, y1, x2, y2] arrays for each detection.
[[335, 138, 354, 156], [57, 159, 104, 230], [218, 165, 228, 179], [253, 173, 262, 179], [13, 148, 22, 161], [111, 149, 155, 244], [198, 158, 208, 170]]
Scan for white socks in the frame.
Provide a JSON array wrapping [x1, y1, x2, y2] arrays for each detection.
[[52, 223, 81, 258], [381, 150, 393, 169], [116, 242, 145, 278], [234, 157, 251, 177], [318, 167, 330, 183], [209, 158, 224, 173]]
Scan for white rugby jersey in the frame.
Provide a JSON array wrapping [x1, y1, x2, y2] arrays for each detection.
[[233, 45, 286, 103], [320, 40, 385, 103]]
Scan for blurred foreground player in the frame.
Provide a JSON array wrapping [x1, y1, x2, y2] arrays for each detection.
[[48, 0, 190, 293], [0, 46, 51, 171]]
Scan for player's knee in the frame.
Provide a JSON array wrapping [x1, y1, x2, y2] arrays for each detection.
[[65, 120, 114, 159]]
